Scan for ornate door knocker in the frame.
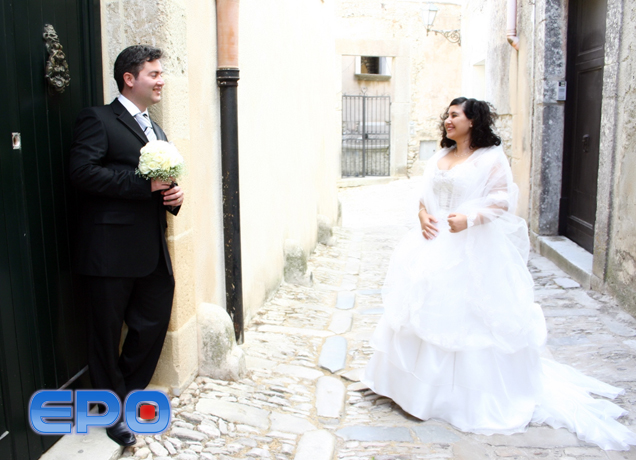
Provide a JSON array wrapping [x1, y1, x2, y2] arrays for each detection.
[[43, 24, 70, 94]]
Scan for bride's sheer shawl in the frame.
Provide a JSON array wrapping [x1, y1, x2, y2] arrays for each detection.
[[419, 145, 529, 262], [381, 145, 546, 353]]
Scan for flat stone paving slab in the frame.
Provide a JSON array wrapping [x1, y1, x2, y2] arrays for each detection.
[[547, 335, 592, 346], [170, 426, 208, 442], [319, 336, 348, 373], [360, 307, 384, 315], [543, 308, 597, 317], [336, 291, 356, 310], [270, 412, 316, 434], [475, 426, 582, 448], [554, 277, 581, 289], [348, 381, 369, 391], [294, 430, 335, 460], [195, 399, 270, 429], [601, 317, 636, 337], [245, 355, 277, 370], [328, 311, 353, 334], [40, 428, 122, 460], [316, 376, 346, 418], [336, 425, 413, 442], [273, 364, 324, 381], [412, 424, 461, 443], [341, 367, 365, 382], [345, 258, 360, 274], [257, 324, 334, 338]]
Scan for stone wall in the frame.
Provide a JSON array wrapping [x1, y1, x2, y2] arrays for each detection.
[[337, 0, 462, 175], [100, 0, 340, 393], [605, 0, 636, 314], [460, 0, 567, 224], [101, 0, 204, 394], [462, 0, 636, 316]]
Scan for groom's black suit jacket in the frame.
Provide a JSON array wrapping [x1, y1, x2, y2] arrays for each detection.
[[69, 98, 178, 277]]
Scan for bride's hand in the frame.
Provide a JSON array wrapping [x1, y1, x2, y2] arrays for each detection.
[[419, 210, 439, 240], [448, 213, 468, 233]]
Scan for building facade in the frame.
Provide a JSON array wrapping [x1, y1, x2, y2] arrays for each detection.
[[461, 0, 636, 314], [336, 0, 463, 177]]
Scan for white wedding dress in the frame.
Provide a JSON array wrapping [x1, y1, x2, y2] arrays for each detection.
[[363, 145, 636, 451]]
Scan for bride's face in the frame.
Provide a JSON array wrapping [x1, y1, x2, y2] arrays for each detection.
[[444, 104, 472, 141]]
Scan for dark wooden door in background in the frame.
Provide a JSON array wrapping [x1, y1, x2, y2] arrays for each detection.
[[0, 0, 102, 458], [560, 0, 607, 253]]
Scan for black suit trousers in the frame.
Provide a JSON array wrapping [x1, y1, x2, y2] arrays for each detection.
[[85, 250, 174, 402]]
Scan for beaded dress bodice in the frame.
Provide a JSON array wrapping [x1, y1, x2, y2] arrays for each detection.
[[432, 166, 469, 213]]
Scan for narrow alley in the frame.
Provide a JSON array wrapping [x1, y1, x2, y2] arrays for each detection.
[[122, 178, 636, 460]]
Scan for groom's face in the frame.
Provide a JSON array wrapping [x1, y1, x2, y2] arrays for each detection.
[[128, 60, 164, 110]]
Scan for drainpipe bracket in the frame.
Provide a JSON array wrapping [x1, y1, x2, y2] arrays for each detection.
[[217, 68, 240, 87]]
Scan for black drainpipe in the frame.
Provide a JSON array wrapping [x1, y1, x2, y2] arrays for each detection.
[[217, 68, 244, 344]]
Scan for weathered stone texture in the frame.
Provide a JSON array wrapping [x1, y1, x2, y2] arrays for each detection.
[[605, 0, 636, 315], [284, 239, 309, 285], [338, 0, 462, 173], [198, 303, 247, 381], [317, 214, 333, 245]]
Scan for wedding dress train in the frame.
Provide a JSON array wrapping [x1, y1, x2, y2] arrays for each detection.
[[363, 146, 636, 451]]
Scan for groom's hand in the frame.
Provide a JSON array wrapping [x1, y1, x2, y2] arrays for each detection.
[[162, 184, 184, 207], [151, 178, 172, 192]]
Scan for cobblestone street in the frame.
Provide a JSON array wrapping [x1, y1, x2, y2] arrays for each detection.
[[121, 178, 636, 460]]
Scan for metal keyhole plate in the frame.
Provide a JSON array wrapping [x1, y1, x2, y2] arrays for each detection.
[[12, 132, 21, 150]]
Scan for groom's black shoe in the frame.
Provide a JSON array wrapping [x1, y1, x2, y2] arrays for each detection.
[[106, 421, 136, 447]]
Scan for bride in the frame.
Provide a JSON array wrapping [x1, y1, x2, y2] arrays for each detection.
[[363, 97, 636, 451]]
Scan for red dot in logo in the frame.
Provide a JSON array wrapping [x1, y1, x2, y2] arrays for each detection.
[[139, 404, 156, 421]]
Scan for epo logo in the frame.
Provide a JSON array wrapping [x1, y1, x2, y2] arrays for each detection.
[[29, 390, 171, 435]]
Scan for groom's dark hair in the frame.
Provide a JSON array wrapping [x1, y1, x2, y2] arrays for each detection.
[[114, 45, 163, 92]]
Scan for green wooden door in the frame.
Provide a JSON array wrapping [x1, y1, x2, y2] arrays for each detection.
[[0, 0, 102, 458]]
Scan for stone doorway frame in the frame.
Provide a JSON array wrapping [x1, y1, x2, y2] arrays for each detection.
[[529, 0, 624, 291]]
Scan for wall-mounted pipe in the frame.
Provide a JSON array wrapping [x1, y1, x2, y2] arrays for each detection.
[[216, 0, 244, 344], [507, 0, 520, 50]]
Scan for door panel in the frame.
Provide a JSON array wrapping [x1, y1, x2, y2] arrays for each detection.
[[561, 0, 607, 252], [0, 0, 102, 457]]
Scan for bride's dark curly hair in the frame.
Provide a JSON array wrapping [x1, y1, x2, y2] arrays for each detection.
[[439, 97, 501, 149]]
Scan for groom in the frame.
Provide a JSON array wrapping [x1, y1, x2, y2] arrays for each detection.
[[69, 45, 184, 446]]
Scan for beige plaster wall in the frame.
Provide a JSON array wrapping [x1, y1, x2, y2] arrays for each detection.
[[237, 0, 340, 321], [100, 0, 223, 393], [606, 0, 636, 314], [337, 0, 462, 175], [100, 0, 341, 390], [461, 0, 535, 221]]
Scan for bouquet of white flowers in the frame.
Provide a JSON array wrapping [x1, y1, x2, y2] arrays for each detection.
[[136, 140, 185, 182]]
